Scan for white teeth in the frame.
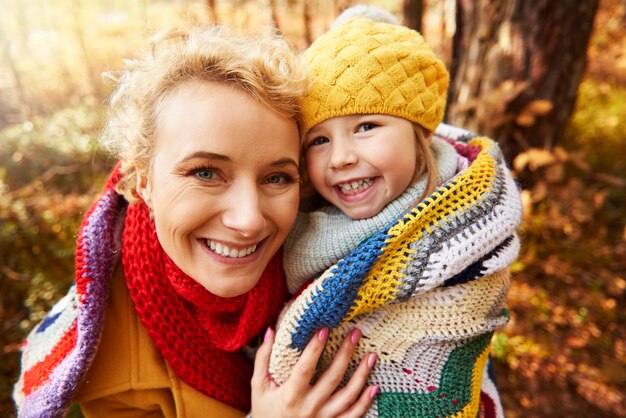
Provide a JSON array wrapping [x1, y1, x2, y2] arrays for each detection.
[[338, 178, 373, 194], [206, 240, 258, 258]]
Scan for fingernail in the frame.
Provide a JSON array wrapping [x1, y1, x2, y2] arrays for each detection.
[[264, 327, 273, 343], [369, 385, 379, 399], [317, 328, 328, 341], [367, 353, 377, 369], [350, 328, 361, 345]]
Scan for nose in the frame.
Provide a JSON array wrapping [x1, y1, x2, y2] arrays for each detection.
[[221, 181, 266, 237], [329, 138, 357, 170]]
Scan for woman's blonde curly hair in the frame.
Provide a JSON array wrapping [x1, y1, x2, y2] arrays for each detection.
[[100, 25, 309, 201]]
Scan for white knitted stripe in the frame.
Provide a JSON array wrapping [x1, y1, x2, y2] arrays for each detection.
[[434, 122, 476, 141], [13, 368, 25, 408], [414, 165, 521, 293], [268, 344, 301, 386], [480, 362, 505, 418], [364, 401, 378, 418], [19, 286, 77, 370], [482, 234, 521, 276]]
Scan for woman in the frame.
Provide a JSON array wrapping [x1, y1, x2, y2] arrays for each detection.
[[13, 25, 376, 418]]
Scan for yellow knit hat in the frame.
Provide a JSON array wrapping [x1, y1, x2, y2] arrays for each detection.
[[301, 16, 449, 133]]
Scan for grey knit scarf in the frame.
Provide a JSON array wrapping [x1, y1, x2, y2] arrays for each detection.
[[283, 137, 460, 294]]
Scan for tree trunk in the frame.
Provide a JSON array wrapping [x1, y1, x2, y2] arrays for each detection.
[[0, 28, 31, 121], [447, 0, 599, 162], [42, 0, 77, 110], [303, 0, 313, 45], [269, 0, 281, 29], [206, 0, 219, 22], [71, 3, 103, 101], [403, 0, 424, 32]]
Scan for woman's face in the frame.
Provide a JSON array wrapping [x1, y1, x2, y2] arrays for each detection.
[[139, 81, 300, 297]]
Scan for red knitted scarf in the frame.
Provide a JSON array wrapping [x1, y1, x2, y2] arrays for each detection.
[[122, 201, 287, 411]]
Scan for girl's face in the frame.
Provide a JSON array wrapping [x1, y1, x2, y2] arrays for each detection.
[[304, 114, 419, 219], [139, 81, 300, 297]]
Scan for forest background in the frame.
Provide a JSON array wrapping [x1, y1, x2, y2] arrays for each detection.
[[1, 0, 625, 417]]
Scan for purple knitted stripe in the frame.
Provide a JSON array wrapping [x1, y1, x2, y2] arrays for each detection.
[[76, 188, 125, 359], [21, 344, 81, 418], [21, 189, 126, 418]]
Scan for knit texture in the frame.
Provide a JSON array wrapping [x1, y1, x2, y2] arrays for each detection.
[[301, 16, 449, 133], [123, 201, 287, 411], [13, 170, 126, 418], [283, 136, 459, 293], [270, 124, 523, 418], [13, 165, 287, 417]]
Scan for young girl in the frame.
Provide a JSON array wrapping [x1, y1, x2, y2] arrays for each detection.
[[260, 7, 523, 418]]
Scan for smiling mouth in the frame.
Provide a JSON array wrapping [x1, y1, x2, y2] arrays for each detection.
[[337, 178, 374, 194], [206, 240, 258, 258]]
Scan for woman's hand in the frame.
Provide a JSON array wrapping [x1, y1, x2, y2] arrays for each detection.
[[251, 327, 378, 418]]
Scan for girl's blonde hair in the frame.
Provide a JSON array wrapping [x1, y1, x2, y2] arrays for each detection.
[[412, 125, 439, 203], [100, 25, 308, 201]]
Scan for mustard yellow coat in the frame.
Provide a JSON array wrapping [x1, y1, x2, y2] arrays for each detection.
[[74, 263, 247, 418]]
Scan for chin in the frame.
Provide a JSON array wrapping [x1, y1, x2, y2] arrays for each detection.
[[201, 283, 250, 298], [214, 287, 251, 298], [201, 277, 257, 298], [346, 209, 376, 220]]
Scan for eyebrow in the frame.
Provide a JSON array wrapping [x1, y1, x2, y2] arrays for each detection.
[[179, 152, 298, 169], [271, 158, 299, 169], [179, 151, 230, 164], [307, 126, 322, 136]]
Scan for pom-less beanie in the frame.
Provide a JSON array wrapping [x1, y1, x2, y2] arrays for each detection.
[[301, 16, 449, 133]]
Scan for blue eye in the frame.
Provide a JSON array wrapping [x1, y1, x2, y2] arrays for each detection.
[[266, 174, 293, 185], [195, 169, 215, 180], [311, 136, 330, 146], [357, 123, 377, 132]]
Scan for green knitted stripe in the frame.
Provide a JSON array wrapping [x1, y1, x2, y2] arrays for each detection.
[[377, 333, 492, 417]]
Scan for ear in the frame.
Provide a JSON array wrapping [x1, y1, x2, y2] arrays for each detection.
[[136, 175, 153, 208]]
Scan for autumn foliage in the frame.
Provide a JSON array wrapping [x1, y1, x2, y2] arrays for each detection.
[[1, 1, 625, 417]]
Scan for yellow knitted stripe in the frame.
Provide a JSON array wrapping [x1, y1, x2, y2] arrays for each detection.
[[345, 137, 497, 321], [452, 341, 491, 418]]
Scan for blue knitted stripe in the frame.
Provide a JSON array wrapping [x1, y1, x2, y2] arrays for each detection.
[[288, 159, 486, 351], [288, 182, 456, 351], [290, 225, 393, 351], [36, 312, 62, 333]]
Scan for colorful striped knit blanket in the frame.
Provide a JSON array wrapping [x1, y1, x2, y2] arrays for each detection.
[[13, 166, 286, 417], [269, 124, 523, 417], [13, 172, 127, 418]]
